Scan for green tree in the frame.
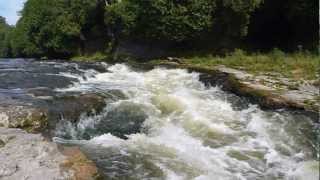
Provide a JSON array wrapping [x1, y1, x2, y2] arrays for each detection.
[[105, 0, 215, 42], [105, 0, 262, 50], [10, 0, 106, 58], [0, 16, 12, 57]]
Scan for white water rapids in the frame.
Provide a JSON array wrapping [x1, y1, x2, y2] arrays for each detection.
[[54, 64, 319, 180]]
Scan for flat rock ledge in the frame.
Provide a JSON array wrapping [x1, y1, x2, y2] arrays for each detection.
[[0, 127, 100, 180], [152, 61, 319, 116], [0, 93, 106, 133]]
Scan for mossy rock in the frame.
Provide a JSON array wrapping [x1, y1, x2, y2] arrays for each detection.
[[0, 106, 48, 133], [18, 111, 48, 133]]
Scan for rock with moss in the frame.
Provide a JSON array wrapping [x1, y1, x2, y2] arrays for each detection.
[[0, 106, 48, 133]]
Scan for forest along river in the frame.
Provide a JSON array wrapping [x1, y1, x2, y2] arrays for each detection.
[[0, 59, 318, 179]]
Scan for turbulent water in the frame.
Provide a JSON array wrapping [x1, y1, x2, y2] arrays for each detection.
[[50, 63, 319, 180], [2, 59, 316, 179]]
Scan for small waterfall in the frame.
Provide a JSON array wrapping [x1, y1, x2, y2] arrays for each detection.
[[54, 64, 319, 180]]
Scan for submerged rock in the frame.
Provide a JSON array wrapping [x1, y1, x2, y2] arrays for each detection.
[[47, 93, 107, 123], [60, 146, 101, 180], [57, 101, 148, 140], [96, 102, 147, 139]]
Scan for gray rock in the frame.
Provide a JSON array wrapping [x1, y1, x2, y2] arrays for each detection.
[[0, 127, 72, 180], [215, 65, 320, 112]]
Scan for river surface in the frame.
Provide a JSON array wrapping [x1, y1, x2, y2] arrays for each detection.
[[0, 59, 319, 180]]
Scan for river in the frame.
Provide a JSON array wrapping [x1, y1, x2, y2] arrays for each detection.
[[0, 59, 319, 180]]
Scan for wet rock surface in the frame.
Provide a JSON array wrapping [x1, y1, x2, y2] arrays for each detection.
[[0, 59, 108, 179], [59, 146, 101, 180], [93, 102, 147, 139], [48, 93, 106, 121], [0, 59, 108, 133], [0, 127, 72, 180]]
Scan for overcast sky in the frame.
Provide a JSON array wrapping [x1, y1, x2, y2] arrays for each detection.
[[0, 0, 26, 25]]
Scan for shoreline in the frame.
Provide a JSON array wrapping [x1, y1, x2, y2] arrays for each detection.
[[132, 60, 319, 119]]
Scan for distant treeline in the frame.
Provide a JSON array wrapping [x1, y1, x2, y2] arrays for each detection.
[[0, 0, 318, 59]]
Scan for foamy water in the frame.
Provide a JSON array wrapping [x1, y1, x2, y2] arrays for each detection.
[[54, 64, 319, 180]]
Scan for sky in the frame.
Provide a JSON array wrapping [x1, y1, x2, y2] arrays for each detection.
[[0, 0, 26, 25]]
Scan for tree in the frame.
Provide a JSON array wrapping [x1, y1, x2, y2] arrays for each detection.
[[105, 0, 262, 50], [10, 0, 106, 58], [105, 0, 215, 42], [0, 16, 12, 57]]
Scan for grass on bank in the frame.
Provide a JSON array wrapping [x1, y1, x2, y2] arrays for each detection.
[[70, 52, 110, 62], [153, 49, 319, 80], [70, 49, 319, 80]]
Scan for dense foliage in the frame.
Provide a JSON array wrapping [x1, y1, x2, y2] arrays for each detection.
[[106, 0, 216, 42], [7, 0, 107, 58], [0, 0, 317, 58], [0, 17, 11, 57], [105, 0, 262, 48]]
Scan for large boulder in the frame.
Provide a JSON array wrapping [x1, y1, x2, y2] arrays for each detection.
[[0, 127, 100, 180], [0, 127, 72, 180]]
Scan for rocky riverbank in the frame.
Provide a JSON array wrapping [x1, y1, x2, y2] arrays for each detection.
[[0, 92, 105, 180], [0, 86, 107, 179], [0, 59, 318, 179], [0, 128, 101, 180], [0, 59, 107, 180], [147, 60, 319, 117], [0, 127, 71, 179]]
